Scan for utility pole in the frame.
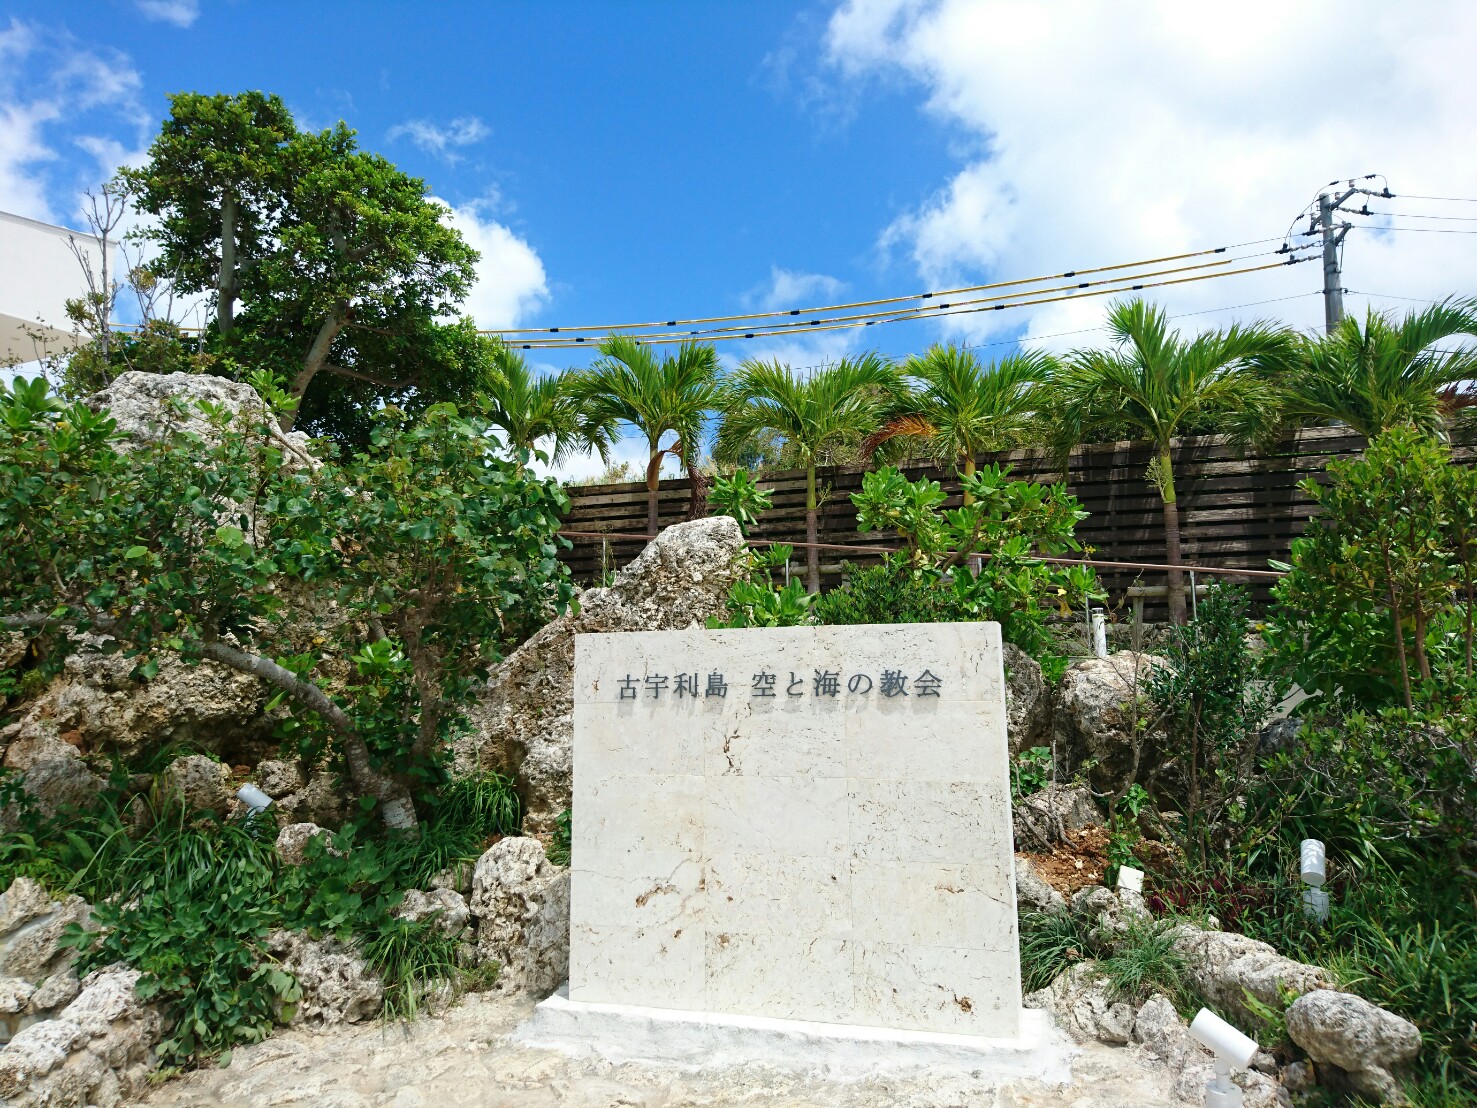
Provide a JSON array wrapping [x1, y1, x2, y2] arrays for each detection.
[[1317, 193, 1347, 334], [1303, 176, 1392, 334]]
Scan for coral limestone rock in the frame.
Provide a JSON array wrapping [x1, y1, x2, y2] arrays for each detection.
[[1287, 989, 1421, 1104], [267, 932, 383, 1025], [459, 516, 745, 833], [469, 837, 570, 997], [1052, 651, 1170, 796]]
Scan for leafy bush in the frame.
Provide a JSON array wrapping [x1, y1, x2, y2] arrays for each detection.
[[709, 544, 814, 629], [1148, 585, 1277, 867], [1264, 428, 1476, 709], [707, 469, 772, 535], [1011, 745, 1052, 804], [811, 556, 956, 625], [0, 377, 573, 828]]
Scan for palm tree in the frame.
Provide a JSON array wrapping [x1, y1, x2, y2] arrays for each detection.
[[716, 353, 902, 592], [875, 343, 1055, 503], [481, 341, 613, 465], [1051, 298, 1291, 624], [572, 337, 722, 536], [1274, 299, 1477, 438]]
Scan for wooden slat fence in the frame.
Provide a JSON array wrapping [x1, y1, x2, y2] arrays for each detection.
[[560, 426, 1477, 620]]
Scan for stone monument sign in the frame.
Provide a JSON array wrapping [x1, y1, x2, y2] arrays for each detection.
[[569, 622, 1021, 1039]]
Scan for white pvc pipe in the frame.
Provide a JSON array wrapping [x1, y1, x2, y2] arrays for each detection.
[[236, 784, 273, 815], [1090, 609, 1108, 658], [1189, 1008, 1259, 1068], [1299, 839, 1326, 887], [1302, 887, 1330, 923]]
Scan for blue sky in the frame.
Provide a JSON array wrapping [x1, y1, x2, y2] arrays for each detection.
[[4, 1, 1477, 475]]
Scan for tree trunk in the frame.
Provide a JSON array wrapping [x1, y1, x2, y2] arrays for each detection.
[[646, 448, 661, 537], [281, 312, 346, 431], [217, 189, 238, 337], [805, 464, 820, 594], [1159, 448, 1187, 625], [961, 453, 976, 506]]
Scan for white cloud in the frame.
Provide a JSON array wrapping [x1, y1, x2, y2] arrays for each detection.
[[438, 197, 549, 327], [744, 265, 846, 312], [388, 116, 490, 161], [0, 20, 146, 225], [135, 0, 199, 28], [825, 0, 1477, 348]]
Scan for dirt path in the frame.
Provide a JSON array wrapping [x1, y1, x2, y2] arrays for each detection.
[[140, 993, 1182, 1107]]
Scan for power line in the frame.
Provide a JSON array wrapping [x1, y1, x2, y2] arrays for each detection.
[[1391, 193, 1477, 204], [482, 237, 1297, 339], [508, 258, 1312, 349], [1366, 211, 1477, 222], [527, 251, 1290, 347]]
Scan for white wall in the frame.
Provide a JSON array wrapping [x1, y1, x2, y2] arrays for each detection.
[[0, 209, 106, 367]]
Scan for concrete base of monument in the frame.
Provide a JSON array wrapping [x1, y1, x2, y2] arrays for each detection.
[[514, 988, 1075, 1084]]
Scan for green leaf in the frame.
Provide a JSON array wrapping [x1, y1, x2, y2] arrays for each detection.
[[124, 545, 149, 560], [215, 525, 245, 548]]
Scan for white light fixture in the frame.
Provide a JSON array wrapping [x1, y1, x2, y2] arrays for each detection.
[[1115, 865, 1144, 894], [1302, 886, 1330, 923], [1090, 609, 1108, 658], [237, 784, 272, 816], [1189, 1008, 1258, 1108], [1299, 839, 1326, 887]]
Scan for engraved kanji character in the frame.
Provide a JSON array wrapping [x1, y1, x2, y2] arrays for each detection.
[[644, 674, 669, 698], [752, 671, 776, 697], [618, 674, 638, 700], [706, 671, 729, 697], [880, 669, 909, 697], [675, 672, 699, 698], [813, 669, 841, 697], [915, 669, 943, 697]]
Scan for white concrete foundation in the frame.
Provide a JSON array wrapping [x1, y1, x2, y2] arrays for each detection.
[[514, 987, 1075, 1084]]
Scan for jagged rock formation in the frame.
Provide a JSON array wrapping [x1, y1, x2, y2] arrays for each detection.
[[469, 837, 569, 997], [1052, 652, 1171, 797], [1286, 989, 1422, 1104], [458, 516, 746, 833]]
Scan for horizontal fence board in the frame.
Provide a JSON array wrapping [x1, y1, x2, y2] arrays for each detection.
[[558, 425, 1476, 620]]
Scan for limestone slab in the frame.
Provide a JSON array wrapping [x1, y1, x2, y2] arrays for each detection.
[[571, 622, 1019, 1037]]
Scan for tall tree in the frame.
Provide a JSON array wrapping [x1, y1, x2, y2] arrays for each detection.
[[1052, 299, 1290, 623], [572, 337, 722, 536], [876, 343, 1054, 503], [123, 95, 481, 441], [122, 91, 296, 338], [1273, 299, 1477, 439], [716, 353, 902, 592], [481, 341, 613, 464]]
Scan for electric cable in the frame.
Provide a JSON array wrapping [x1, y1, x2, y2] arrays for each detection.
[[507, 257, 1312, 349], [481, 237, 1297, 337]]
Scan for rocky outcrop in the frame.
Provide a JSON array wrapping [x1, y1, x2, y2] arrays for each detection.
[[275, 822, 330, 866], [1002, 642, 1051, 753], [0, 964, 164, 1107], [1169, 925, 1332, 1027], [458, 516, 745, 832], [1025, 961, 1135, 1045], [469, 838, 570, 997], [254, 758, 305, 798], [394, 889, 471, 939], [1286, 989, 1421, 1104], [266, 932, 382, 1026], [50, 645, 272, 763], [1053, 652, 1170, 797], [1013, 784, 1100, 852], [85, 371, 313, 463], [0, 879, 93, 1040], [271, 769, 349, 828], [162, 754, 230, 813], [1014, 854, 1066, 915]]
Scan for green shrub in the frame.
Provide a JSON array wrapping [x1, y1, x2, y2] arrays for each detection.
[[1148, 584, 1277, 867], [811, 556, 955, 626], [707, 469, 771, 535], [1011, 745, 1052, 805]]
